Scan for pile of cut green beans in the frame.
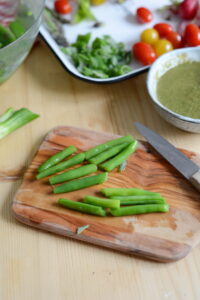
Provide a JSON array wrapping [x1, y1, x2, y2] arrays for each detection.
[[36, 135, 169, 217], [58, 188, 169, 217], [36, 134, 137, 194]]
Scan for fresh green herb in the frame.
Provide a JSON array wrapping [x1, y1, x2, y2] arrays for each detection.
[[0, 108, 39, 140], [73, 0, 96, 23], [76, 224, 90, 234], [61, 33, 132, 79]]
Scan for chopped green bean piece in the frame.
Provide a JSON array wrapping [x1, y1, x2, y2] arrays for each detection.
[[0, 24, 16, 47], [83, 195, 120, 209], [88, 142, 129, 165], [36, 153, 85, 180], [53, 172, 108, 194], [110, 195, 166, 205], [110, 204, 169, 216], [50, 164, 97, 184], [9, 19, 26, 38], [85, 135, 134, 160], [38, 146, 77, 172], [101, 188, 161, 197], [99, 141, 138, 172], [58, 198, 106, 216]]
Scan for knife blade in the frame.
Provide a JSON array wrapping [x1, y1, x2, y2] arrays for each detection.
[[134, 122, 200, 192]]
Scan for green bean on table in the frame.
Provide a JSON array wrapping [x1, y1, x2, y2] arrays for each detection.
[[85, 135, 134, 160], [101, 188, 161, 197], [58, 198, 106, 217], [110, 195, 166, 205], [99, 141, 138, 172], [110, 204, 169, 217], [36, 152, 85, 180], [38, 145, 77, 173], [88, 142, 129, 165], [49, 164, 97, 185], [53, 172, 108, 194], [83, 195, 120, 209]]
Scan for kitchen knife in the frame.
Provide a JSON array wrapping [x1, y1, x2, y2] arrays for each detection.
[[134, 122, 200, 192]]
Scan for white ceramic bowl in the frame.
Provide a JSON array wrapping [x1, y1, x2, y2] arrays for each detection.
[[147, 47, 200, 133]]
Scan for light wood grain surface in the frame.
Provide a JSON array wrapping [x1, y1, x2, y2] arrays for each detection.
[[1, 40, 200, 300]]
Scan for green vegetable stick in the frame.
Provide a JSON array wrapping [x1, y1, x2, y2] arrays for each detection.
[[0, 108, 15, 123], [58, 198, 106, 217], [110, 195, 166, 205], [0, 24, 16, 47], [0, 108, 39, 140], [38, 146, 77, 173], [83, 195, 120, 209], [36, 153, 85, 179], [49, 164, 97, 184], [99, 141, 138, 172], [9, 19, 26, 38], [110, 204, 169, 217], [85, 135, 134, 160], [53, 172, 108, 194], [101, 188, 161, 197], [88, 142, 129, 165]]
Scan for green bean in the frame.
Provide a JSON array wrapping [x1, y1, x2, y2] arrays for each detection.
[[58, 198, 106, 216], [36, 153, 85, 179], [83, 195, 120, 209], [53, 172, 108, 194], [101, 188, 161, 197], [110, 195, 166, 205], [0, 108, 15, 123], [85, 135, 134, 160], [50, 164, 97, 184], [99, 141, 138, 172], [0, 24, 16, 47], [110, 204, 169, 217], [38, 145, 77, 172], [9, 19, 26, 38], [88, 142, 129, 165]]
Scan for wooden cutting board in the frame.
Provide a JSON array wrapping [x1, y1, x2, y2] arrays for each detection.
[[12, 126, 200, 262]]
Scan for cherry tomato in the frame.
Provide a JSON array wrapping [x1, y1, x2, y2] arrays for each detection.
[[141, 28, 159, 45], [153, 23, 173, 38], [183, 23, 200, 46], [136, 7, 153, 24], [54, 0, 72, 14], [133, 42, 156, 65], [153, 39, 173, 56], [165, 31, 182, 48]]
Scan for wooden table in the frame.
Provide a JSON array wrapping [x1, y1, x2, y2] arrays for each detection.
[[1, 40, 200, 300]]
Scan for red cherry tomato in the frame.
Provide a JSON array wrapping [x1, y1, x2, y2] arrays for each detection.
[[178, 0, 199, 20], [183, 23, 200, 46], [136, 7, 153, 24], [165, 31, 182, 48], [153, 23, 173, 38], [133, 42, 156, 65], [54, 0, 72, 14]]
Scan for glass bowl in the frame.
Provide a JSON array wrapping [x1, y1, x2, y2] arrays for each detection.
[[0, 0, 45, 83]]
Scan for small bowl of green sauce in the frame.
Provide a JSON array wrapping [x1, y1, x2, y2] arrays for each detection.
[[147, 47, 200, 133]]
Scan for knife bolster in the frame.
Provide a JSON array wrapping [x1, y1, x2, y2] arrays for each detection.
[[189, 170, 200, 192]]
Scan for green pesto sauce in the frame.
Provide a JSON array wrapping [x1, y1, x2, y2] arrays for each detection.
[[157, 62, 200, 119]]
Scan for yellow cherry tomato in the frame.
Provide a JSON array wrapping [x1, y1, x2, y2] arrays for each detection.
[[91, 0, 106, 5], [140, 28, 159, 45], [153, 39, 173, 56]]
